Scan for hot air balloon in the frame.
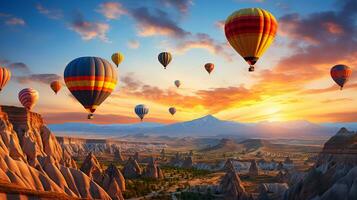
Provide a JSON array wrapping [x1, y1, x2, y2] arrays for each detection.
[[135, 104, 149, 121], [50, 81, 61, 94], [18, 88, 39, 110], [225, 8, 278, 72], [169, 107, 176, 116], [0, 67, 11, 92], [64, 57, 118, 119], [174, 80, 181, 88], [205, 63, 214, 74], [330, 64, 352, 90], [111, 52, 124, 67], [158, 52, 172, 69]]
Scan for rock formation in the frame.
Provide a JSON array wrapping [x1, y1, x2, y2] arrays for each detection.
[[182, 156, 194, 168], [144, 157, 164, 179], [160, 148, 165, 160], [133, 151, 140, 161], [0, 105, 111, 199], [284, 127, 357, 200], [114, 149, 124, 162], [80, 152, 125, 200], [123, 156, 142, 178], [223, 159, 235, 172], [284, 156, 293, 165], [219, 166, 251, 200], [248, 159, 259, 176], [169, 152, 182, 167]]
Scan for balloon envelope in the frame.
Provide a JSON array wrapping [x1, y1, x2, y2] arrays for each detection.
[[225, 8, 278, 71], [205, 63, 214, 74], [158, 52, 172, 69], [111, 52, 124, 67], [0, 67, 11, 92], [169, 107, 176, 116], [50, 81, 61, 94], [330, 64, 352, 90], [64, 57, 118, 116], [174, 80, 181, 88], [135, 104, 149, 121], [18, 88, 39, 110]]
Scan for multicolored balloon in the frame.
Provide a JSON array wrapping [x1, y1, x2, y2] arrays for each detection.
[[111, 52, 124, 67], [135, 104, 149, 121], [225, 8, 278, 72], [18, 88, 39, 110], [158, 52, 172, 69], [64, 57, 118, 119], [50, 81, 61, 94], [0, 67, 11, 92], [174, 80, 181, 88], [330, 64, 352, 90], [205, 63, 214, 74], [169, 107, 176, 116]]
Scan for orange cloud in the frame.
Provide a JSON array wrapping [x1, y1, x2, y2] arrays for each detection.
[[96, 2, 127, 20]]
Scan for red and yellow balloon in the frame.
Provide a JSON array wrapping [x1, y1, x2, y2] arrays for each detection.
[[225, 8, 278, 72]]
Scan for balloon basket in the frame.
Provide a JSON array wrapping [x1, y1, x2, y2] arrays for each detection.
[[249, 66, 255, 72]]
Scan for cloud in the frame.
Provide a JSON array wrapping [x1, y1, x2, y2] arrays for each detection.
[[7, 62, 31, 74], [96, 2, 127, 20], [320, 98, 353, 104], [5, 17, 25, 26], [130, 7, 189, 38], [69, 12, 110, 42], [173, 33, 233, 61], [309, 111, 357, 123], [127, 39, 140, 49], [119, 74, 262, 113], [256, 0, 357, 91], [159, 0, 192, 14], [214, 20, 225, 30], [36, 3, 63, 19], [301, 83, 357, 95], [15, 74, 61, 85]]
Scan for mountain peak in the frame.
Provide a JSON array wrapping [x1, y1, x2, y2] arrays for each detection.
[[336, 127, 355, 136], [198, 114, 220, 122]]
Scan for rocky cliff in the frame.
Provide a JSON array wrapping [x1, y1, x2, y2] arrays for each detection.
[[284, 127, 357, 200], [0, 105, 112, 199]]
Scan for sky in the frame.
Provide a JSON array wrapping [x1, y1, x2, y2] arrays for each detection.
[[0, 0, 357, 124]]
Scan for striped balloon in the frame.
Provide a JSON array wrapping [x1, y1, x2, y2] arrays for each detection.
[[111, 52, 124, 67], [135, 104, 149, 121], [0, 67, 11, 92], [330, 64, 352, 90], [64, 57, 118, 118], [225, 8, 278, 72], [204, 63, 214, 74], [169, 107, 176, 116], [18, 88, 39, 110], [158, 52, 172, 69], [50, 81, 61, 94]]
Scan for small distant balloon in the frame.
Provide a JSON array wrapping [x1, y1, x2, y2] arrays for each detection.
[[174, 80, 181, 88], [205, 63, 214, 74], [18, 88, 39, 110], [330, 64, 352, 90], [169, 107, 176, 116], [158, 52, 172, 69], [135, 104, 149, 121], [0, 67, 11, 92], [111, 52, 124, 67], [50, 81, 61, 94]]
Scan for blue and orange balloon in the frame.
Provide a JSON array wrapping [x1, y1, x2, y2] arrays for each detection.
[[330, 64, 352, 90], [64, 57, 118, 119], [135, 104, 149, 121]]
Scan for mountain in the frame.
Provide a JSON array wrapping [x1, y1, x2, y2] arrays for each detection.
[[49, 115, 343, 138]]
